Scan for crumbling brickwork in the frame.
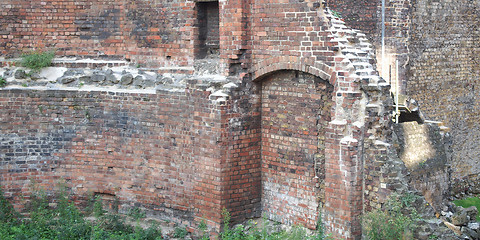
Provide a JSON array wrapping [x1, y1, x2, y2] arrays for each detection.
[[0, 88, 227, 231], [329, 0, 480, 188], [0, 0, 438, 239], [326, 0, 379, 39], [260, 71, 334, 229], [0, 0, 195, 67], [407, 0, 480, 180]]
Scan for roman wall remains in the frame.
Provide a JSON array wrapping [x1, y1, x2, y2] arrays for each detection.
[[407, 0, 480, 182], [0, 0, 469, 239], [330, 0, 480, 191]]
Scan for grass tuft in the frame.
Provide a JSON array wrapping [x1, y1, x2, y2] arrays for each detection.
[[453, 196, 480, 221], [20, 51, 55, 71], [0, 77, 6, 88]]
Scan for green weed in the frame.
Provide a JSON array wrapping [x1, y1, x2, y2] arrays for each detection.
[[93, 196, 105, 218], [199, 220, 210, 240], [218, 209, 331, 240], [173, 225, 188, 239], [0, 188, 18, 223], [0, 77, 6, 88], [0, 184, 164, 240], [128, 206, 146, 221], [453, 196, 480, 221], [362, 193, 420, 240], [20, 51, 55, 71]]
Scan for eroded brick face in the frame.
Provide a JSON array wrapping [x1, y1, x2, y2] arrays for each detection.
[[326, 0, 378, 39], [407, 0, 480, 179], [0, 0, 195, 67], [0, 0, 396, 239], [0, 89, 225, 230], [260, 71, 333, 229]]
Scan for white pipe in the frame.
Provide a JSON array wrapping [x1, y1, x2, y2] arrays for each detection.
[[381, 0, 386, 82], [396, 60, 399, 123]]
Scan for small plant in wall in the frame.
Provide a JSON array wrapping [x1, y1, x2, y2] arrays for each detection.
[[331, 10, 342, 19], [0, 76, 6, 88], [362, 192, 420, 240], [173, 225, 188, 239], [20, 50, 55, 72]]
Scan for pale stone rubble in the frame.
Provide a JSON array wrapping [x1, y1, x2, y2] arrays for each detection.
[[0, 58, 239, 105], [440, 204, 479, 240]]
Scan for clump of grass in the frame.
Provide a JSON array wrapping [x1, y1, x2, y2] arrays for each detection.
[[331, 10, 342, 19], [20, 51, 55, 71], [173, 225, 188, 239], [0, 184, 164, 240], [0, 188, 18, 223], [362, 192, 420, 240], [453, 196, 480, 221], [128, 206, 146, 221], [217, 208, 331, 240], [0, 77, 6, 88]]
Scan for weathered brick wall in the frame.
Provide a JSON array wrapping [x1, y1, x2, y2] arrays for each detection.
[[362, 83, 395, 211], [221, 81, 263, 224], [249, 0, 330, 74], [0, 1, 401, 239], [328, 0, 480, 197], [260, 71, 334, 229], [326, 0, 379, 39], [394, 122, 450, 211], [0, 88, 225, 231], [407, 0, 480, 180], [0, 0, 195, 67], [327, 0, 411, 92], [244, 3, 377, 238]]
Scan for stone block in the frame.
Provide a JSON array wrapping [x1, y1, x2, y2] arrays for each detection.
[[14, 69, 26, 79], [451, 210, 468, 226], [120, 74, 133, 85]]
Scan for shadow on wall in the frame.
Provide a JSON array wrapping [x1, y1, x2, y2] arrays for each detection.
[[393, 120, 450, 212]]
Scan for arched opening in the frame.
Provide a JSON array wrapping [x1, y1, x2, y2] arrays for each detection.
[[259, 70, 334, 228]]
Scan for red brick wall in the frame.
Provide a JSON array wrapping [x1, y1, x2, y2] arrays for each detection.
[[0, 88, 225, 230], [249, 0, 330, 71], [0, 0, 195, 67], [221, 83, 263, 223], [0, 1, 396, 239], [218, 1, 380, 238], [326, 0, 379, 39], [260, 71, 334, 229]]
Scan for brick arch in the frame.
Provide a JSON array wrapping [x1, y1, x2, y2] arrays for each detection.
[[251, 56, 335, 86], [257, 69, 335, 229], [252, 57, 367, 239]]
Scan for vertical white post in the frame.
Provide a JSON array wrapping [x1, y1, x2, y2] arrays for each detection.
[[381, 0, 386, 82], [395, 60, 399, 123]]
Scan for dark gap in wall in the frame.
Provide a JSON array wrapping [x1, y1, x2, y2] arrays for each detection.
[[195, 1, 219, 59], [399, 111, 423, 124]]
